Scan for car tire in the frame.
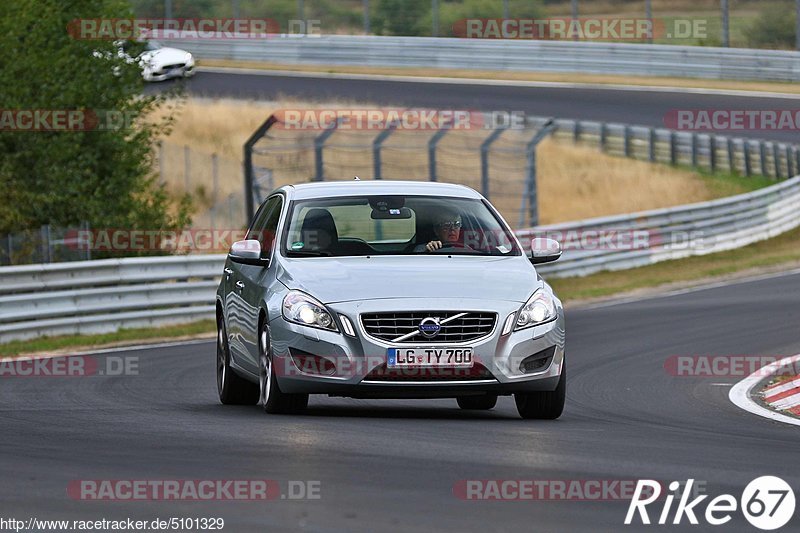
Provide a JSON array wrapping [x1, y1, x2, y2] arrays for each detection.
[[259, 321, 309, 415], [217, 317, 259, 405], [456, 395, 498, 410], [514, 363, 566, 420]]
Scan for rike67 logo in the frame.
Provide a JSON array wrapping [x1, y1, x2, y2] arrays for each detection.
[[625, 477, 795, 530]]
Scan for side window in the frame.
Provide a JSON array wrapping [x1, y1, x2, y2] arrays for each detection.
[[246, 196, 283, 258]]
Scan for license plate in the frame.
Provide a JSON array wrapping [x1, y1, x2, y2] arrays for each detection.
[[387, 347, 473, 367]]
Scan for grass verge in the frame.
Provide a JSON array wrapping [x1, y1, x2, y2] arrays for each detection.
[[0, 320, 215, 358], [550, 225, 800, 303], [199, 59, 800, 96]]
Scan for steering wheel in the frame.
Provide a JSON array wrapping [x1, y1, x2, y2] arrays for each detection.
[[430, 242, 470, 253]]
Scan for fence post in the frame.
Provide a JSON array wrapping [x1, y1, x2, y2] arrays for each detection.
[[600, 122, 607, 152], [211, 153, 219, 230], [243, 115, 279, 224], [727, 138, 735, 174], [519, 119, 556, 228], [649, 128, 656, 162], [40, 225, 51, 264], [772, 143, 781, 178], [314, 118, 343, 181], [373, 121, 400, 180], [796, 147, 800, 177], [691, 133, 698, 167], [624, 125, 632, 158], [670, 131, 677, 165], [184, 145, 190, 191], [158, 141, 165, 185], [573, 121, 581, 143], [709, 135, 716, 172], [786, 145, 794, 177], [743, 140, 752, 177], [480, 125, 508, 199], [82, 221, 91, 261], [760, 141, 768, 176], [428, 123, 451, 181]]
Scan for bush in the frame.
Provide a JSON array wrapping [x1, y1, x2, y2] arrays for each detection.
[[745, 3, 796, 49]]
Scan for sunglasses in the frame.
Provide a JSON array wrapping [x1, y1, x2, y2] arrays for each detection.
[[437, 221, 462, 230]]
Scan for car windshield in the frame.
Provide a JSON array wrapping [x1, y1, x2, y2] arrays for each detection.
[[283, 195, 520, 257], [144, 40, 163, 51]]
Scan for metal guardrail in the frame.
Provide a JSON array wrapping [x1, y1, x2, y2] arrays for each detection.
[[161, 35, 800, 82], [2, 175, 799, 342]]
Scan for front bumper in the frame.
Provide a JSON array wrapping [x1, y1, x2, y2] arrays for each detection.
[[268, 297, 565, 398]]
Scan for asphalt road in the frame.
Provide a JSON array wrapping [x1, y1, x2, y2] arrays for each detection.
[[146, 70, 800, 143], [2, 271, 798, 532]]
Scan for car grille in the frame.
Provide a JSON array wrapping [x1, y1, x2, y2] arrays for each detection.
[[361, 311, 496, 344], [363, 362, 495, 382], [159, 63, 185, 72]]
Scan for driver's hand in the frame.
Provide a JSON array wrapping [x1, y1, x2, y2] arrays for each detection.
[[426, 240, 443, 252]]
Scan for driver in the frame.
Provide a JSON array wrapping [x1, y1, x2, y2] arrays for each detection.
[[423, 210, 463, 252]]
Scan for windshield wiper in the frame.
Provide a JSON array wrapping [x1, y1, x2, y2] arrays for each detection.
[[286, 250, 332, 257]]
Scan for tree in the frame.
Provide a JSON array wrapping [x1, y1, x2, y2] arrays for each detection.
[[0, 0, 191, 237]]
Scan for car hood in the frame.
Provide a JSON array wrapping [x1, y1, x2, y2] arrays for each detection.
[[276, 255, 541, 304]]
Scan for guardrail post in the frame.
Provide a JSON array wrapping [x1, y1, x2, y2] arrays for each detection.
[[480, 125, 508, 199], [743, 140, 752, 177], [573, 121, 581, 143], [428, 123, 451, 182], [772, 143, 781, 178], [709, 136, 716, 173], [624, 125, 632, 158], [691, 133, 698, 167], [760, 141, 768, 176], [600, 123, 607, 152], [519, 119, 556, 228], [670, 132, 677, 165], [649, 128, 656, 162], [727, 138, 735, 174], [373, 120, 400, 180], [796, 147, 800, 177]]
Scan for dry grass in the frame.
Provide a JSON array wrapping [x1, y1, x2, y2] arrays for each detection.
[[153, 98, 758, 227]]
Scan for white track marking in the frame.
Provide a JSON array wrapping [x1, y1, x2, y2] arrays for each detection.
[[729, 354, 800, 427]]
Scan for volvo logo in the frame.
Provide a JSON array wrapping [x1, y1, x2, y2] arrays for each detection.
[[418, 317, 441, 338]]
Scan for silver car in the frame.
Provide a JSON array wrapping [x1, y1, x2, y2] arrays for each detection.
[[215, 181, 566, 419]]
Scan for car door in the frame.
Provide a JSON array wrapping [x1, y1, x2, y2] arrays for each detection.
[[237, 194, 284, 373], [223, 198, 275, 373]]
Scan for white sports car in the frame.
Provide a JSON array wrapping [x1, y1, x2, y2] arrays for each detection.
[[122, 40, 196, 82]]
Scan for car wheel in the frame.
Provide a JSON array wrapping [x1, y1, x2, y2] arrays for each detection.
[[514, 363, 566, 420], [217, 317, 259, 405], [456, 395, 498, 410], [259, 321, 308, 414]]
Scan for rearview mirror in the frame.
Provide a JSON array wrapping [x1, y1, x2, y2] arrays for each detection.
[[529, 238, 562, 265], [229, 239, 268, 266]]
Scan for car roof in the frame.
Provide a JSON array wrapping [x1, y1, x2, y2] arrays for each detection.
[[280, 180, 483, 201]]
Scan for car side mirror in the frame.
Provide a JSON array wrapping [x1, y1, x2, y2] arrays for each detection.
[[229, 239, 269, 266], [529, 238, 562, 265]]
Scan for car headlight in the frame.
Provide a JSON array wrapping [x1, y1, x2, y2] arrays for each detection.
[[282, 290, 338, 332], [514, 289, 557, 330], [185, 52, 193, 63]]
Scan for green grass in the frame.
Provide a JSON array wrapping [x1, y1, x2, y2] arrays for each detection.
[[0, 320, 215, 358], [550, 224, 800, 302]]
